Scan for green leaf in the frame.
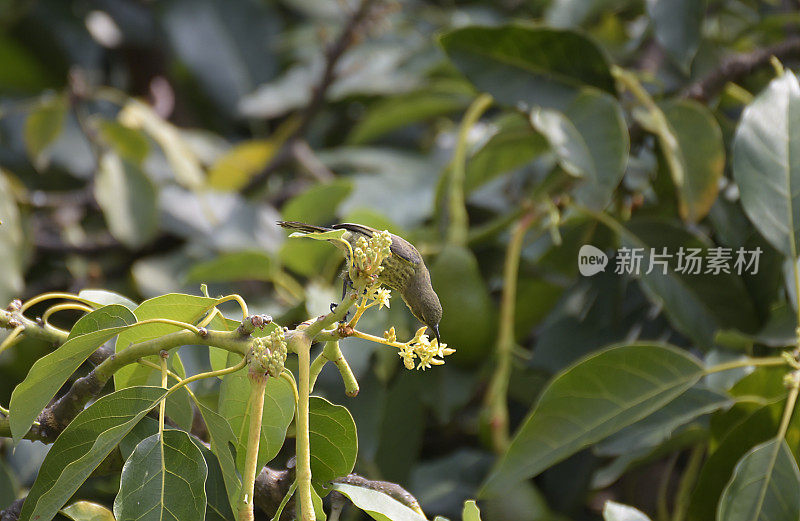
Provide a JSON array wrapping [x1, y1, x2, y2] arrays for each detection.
[[218, 352, 295, 476], [309, 397, 358, 487], [114, 293, 216, 390], [439, 24, 615, 110], [463, 500, 482, 521], [603, 500, 652, 521], [646, 0, 704, 71], [482, 344, 704, 496], [198, 402, 242, 513], [95, 152, 159, 248], [9, 304, 137, 444], [189, 436, 236, 521], [688, 402, 782, 521], [619, 219, 759, 348], [115, 430, 207, 521], [208, 139, 276, 191], [348, 88, 471, 145], [186, 251, 274, 283], [119, 99, 204, 189], [97, 119, 150, 164], [464, 114, 548, 194], [660, 100, 724, 223], [18, 386, 168, 521], [61, 501, 116, 521], [329, 483, 426, 521], [717, 438, 800, 521], [733, 72, 800, 258], [281, 179, 353, 225], [24, 95, 67, 166], [595, 386, 731, 457], [77, 289, 138, 310], [429, 245, 496, 365], [533, 90, 629, 210]]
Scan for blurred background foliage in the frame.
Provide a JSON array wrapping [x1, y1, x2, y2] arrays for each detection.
[[2, 0, 800, 519]]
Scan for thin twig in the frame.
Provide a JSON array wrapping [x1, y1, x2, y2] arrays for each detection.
[[243, 0, 377, 192], [682, 36, 800, 101]]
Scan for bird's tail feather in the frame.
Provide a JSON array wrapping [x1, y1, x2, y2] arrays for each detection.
[[276, 221, 332, 234]]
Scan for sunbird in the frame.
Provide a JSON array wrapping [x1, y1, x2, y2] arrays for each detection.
[[277, 221, 443, 343]]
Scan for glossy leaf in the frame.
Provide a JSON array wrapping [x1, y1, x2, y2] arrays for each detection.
[[595, 386, 731, 457], [647, 0, 704, 71], [733, 72, 800, 258], [688, 403, 782, 521], [531, 89, 628, 209], [19, 386, 168, 521], [482, 344, 704, 496], [439, 25, 615, 110], [190, 436, 236, 521], [9, 304, 137, 443], [309, 397, 358, 487], [218, 352, 295, 476], [717, 438, 800, 521], [198, 402, 242, 513], [77, 289, 138, 310], [61, 501, 116, 521], [114, 293, 216, 390], [330, 483, 426, 521], [95, 152, 159, 248], [25, 95, 67, 166], [115, 430, 207, 521]]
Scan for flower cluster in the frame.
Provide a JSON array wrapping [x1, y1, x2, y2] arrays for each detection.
[[250, 327, 288, 377], [387, 326, 456, 371], [348, 231, 393, 287]]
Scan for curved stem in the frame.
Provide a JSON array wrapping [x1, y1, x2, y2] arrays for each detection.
[[132, 318, 203, 335], [41, 303, 94, 334], [0, 326, 24, 355], [19, 292, 97, 313], [483, 210, 537, 453], [216, 294, 250, 322], [281, 369, 300, 405], [705, 356, 786, 375], [447, 93, 493, 247], [238, 371, 268, 521], [167, 357, 248, 398], [671, 444, 705, 521]]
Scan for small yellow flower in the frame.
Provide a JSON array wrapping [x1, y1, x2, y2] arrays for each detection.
[[375, 288, 391, 309]]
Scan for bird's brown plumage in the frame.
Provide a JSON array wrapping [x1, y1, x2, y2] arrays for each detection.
[[277, 221, 442, 342]]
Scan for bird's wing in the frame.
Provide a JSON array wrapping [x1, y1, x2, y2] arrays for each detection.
[[332, 223, 420, 264]]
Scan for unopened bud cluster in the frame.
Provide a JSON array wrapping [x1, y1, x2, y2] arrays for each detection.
[[349, 231, 393, 286], [387, 326, 456, 371], [250, 328, 288, 377]]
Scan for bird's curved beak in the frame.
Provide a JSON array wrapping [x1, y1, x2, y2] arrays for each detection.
[[431, 324, 440, 344]]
